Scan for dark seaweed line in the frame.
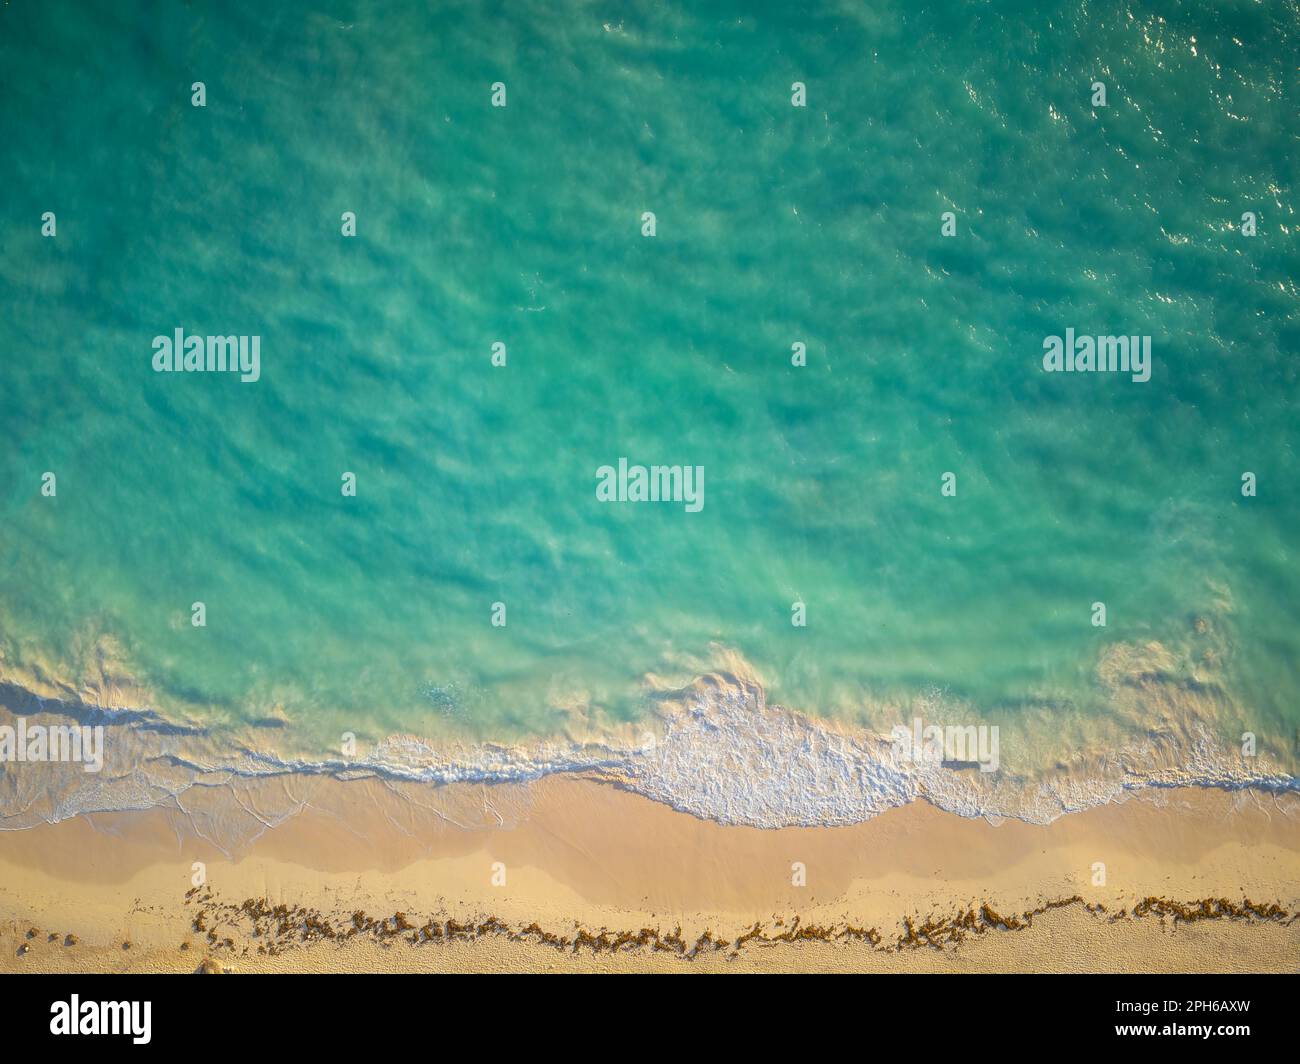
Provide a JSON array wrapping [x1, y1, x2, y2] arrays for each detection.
[[181, 888, 1296, 962]]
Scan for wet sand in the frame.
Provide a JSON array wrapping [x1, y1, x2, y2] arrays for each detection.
[[1, 774, 1298, 972]]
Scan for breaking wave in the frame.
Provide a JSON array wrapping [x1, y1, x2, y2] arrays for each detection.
[[1, 661, 1295, 846]]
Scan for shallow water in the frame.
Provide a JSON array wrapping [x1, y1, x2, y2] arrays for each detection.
[[1, 2, 1297, 807]]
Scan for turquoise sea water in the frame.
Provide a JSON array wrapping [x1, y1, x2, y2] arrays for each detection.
[[1, 2, 1297, 781]]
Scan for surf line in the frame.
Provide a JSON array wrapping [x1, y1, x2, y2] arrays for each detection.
[[0, 717, 104, 773]]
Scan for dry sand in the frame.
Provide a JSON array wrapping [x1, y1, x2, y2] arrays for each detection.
[[1, 775, 1297, 973]]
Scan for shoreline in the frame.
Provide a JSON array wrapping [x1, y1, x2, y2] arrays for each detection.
[[2, 775, 1298, 973], [3, 660, 1297, 839]]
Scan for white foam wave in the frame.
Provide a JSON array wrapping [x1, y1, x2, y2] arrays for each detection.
[[1, 679, 1294, 838]]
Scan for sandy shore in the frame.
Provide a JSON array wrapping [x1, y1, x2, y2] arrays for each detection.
[[1, 775, 1297, 973]]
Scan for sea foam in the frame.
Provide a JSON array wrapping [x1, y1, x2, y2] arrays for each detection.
[[0, 673, 1294, 845]]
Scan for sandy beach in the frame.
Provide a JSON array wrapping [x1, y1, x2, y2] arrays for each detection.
[[2, 775, 1297, 973]]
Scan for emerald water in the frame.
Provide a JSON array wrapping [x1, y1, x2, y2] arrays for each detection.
[[1, 1, 1297, 811]]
